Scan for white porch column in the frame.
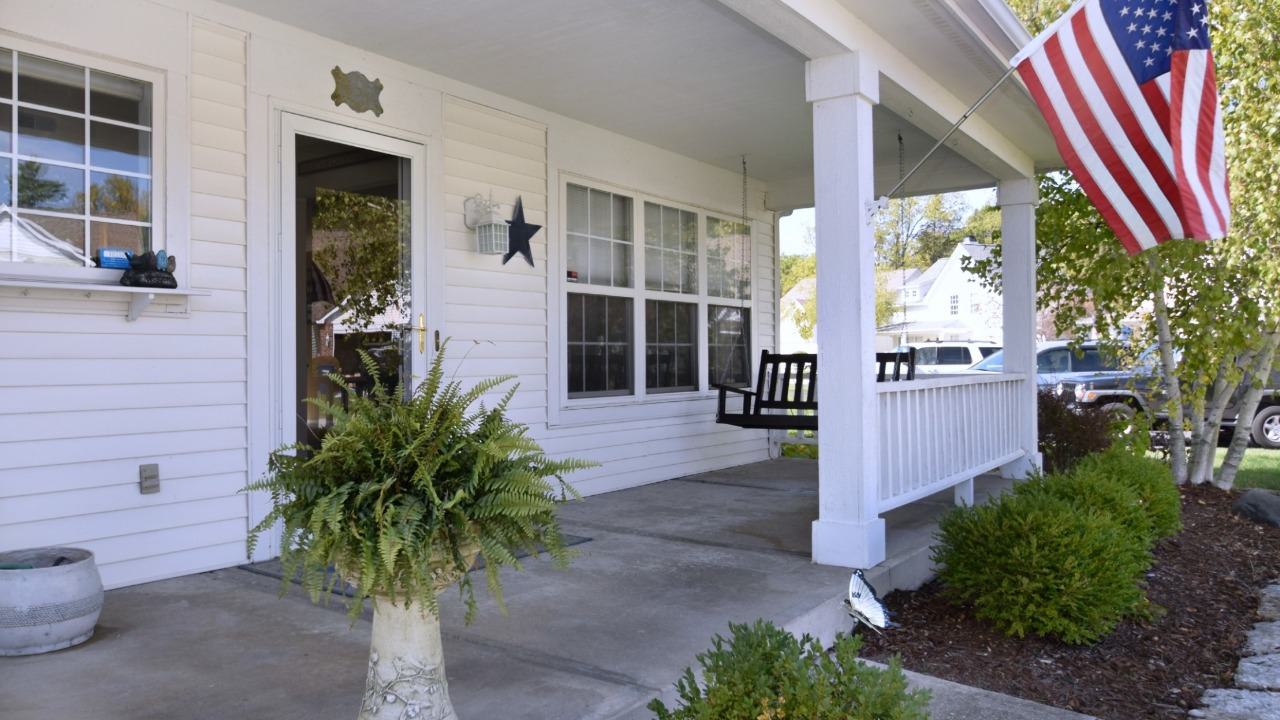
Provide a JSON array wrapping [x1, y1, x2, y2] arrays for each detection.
[[998, 178, 1042, 477], [806, 52, 884, 569]]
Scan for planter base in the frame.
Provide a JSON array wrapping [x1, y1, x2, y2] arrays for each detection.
[[360, 598, 458, 720], [0, 547, 103, 656]]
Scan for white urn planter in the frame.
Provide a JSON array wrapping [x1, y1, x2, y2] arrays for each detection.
[[0, 547, 104, 656], [361, 599, 457, 720]]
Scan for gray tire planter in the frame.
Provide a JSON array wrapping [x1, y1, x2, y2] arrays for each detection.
[[0, 547, 103, 656]]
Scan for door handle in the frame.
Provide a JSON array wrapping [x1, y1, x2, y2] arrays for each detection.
[[417, 315, 426, 354]]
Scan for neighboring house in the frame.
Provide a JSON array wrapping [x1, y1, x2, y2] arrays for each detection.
[[878, 240, 1002, 349], [0, 0, 1060, 586], [779, 277, 817, 354]]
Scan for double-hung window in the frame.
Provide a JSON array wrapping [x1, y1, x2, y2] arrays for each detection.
[[1, 45, 157, 274], [565, 182, 752, 401]]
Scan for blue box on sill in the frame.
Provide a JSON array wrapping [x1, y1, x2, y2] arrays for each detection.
[[98, 248, 133, 269]]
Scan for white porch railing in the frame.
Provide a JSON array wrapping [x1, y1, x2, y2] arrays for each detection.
[[769, 372, 1028, 511], [877, 373, 1027, 512]]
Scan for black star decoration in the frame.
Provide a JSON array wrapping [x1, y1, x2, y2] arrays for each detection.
[[504, 196, 539, 267]]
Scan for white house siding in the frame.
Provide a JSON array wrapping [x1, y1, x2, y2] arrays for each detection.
[[0, 6, 250, 589], [1, 0, 781, 587], [440, 97, 550, 426]]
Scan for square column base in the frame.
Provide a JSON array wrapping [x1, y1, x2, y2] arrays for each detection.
[[811, 517, 886, 569], [1000, 452, 1042, 480]]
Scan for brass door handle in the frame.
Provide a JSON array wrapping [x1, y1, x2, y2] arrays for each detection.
[[417, 315, 426, 354]]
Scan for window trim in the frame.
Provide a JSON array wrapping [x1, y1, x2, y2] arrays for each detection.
[[0, 35, 181, 288], [553, 175, 756, 417]]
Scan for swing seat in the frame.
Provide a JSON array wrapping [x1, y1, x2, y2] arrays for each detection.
[[715, 351, 818, 430], [714, 349, 917, 431]]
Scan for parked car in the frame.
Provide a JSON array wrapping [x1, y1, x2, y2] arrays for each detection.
[[969, 340, 1123, 387], [905, 341, 1001, 375], [1062, 349, 1280, 449]]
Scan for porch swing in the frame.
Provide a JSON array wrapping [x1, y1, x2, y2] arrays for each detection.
[[712, 158, 916, 432]]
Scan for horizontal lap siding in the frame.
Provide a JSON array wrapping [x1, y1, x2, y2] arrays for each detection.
[[0, 21, 252, 590], [442, 98, 550, 426]]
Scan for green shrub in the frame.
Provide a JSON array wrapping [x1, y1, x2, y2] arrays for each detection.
[[1071, 447, 1181, 540], [1016, 468, 1157, 549], [932, 491, 1149, 645], [648, 620, 930, 720], [1037, 388, 1115, 474]]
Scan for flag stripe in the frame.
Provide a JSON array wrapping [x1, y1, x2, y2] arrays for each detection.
[[1012, 0, 1231, 254], [1035, 28, 1161, 248], [1020, 48, 1149, 253], [1068, 4, 1183, 238]]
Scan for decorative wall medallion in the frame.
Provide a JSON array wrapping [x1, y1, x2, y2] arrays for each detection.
[[331, 66, 385, 116]]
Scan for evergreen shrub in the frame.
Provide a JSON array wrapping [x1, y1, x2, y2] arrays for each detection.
[[1016, 468, 1157, 549], [1071, 447, 1181, 540], [932, 491, 1149, 644], [648, 620, 930, 720]]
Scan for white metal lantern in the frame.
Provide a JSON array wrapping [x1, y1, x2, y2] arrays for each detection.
[[463, 194, 509, 255]]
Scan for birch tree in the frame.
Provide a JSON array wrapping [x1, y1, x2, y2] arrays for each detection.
[[992, 0, 1280, 487]]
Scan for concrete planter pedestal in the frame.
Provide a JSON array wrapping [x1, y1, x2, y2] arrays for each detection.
[[0, 547, 104, 656], [359, 597, 458, 720]]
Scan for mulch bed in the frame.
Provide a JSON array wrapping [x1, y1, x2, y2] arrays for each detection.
[[859, 484, 1280, 719]]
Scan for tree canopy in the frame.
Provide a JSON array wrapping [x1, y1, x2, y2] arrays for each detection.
[[990, 0, 1280, 487]]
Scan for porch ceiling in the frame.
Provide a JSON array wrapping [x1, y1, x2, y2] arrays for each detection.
[[218, 0, 1060, 206]]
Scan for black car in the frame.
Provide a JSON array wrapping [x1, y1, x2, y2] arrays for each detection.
[[1061, 351, 1280, 449]]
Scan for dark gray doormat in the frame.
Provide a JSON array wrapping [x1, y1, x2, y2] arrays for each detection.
[[238, 534, 592, 598]]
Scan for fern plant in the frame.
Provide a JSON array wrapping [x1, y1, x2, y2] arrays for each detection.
[[245, 342, 595, 623]]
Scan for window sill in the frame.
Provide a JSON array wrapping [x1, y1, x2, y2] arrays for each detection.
[[0, 277, 210, 321]]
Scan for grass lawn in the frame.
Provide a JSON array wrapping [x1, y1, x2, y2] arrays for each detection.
[[1214, 447, 1280, 490]]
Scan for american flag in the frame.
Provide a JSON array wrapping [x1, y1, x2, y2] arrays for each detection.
[[1012, 0, 1231, 254]]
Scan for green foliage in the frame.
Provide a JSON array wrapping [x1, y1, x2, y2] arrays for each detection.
[[874, 194, 966, 271], [648, 620, 930, 720], [1070, 448, 1182, 540], [779, 442, 818, 460], [932, 490, 1150, 645], [244, 342, 596, 624], [990, 0, 1280, 487], [311, 187, 410, 332], [779, 253, 816, 297], [1016, 468, 1155, 549], [1036, 388, 1115, 474]]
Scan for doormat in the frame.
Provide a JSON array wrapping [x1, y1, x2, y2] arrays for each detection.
[[238, 534, 592, 598]]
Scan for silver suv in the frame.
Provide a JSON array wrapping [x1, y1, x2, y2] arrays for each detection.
[[969, 340, 1122, 386]]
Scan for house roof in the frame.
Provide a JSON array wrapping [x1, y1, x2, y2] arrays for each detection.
[[781, 276, 816, 307], [214, 0, 1061, 207], [0, 206, 90, 265]]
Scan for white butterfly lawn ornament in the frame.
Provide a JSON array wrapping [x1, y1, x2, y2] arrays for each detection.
[[842, 569, 896, 635]]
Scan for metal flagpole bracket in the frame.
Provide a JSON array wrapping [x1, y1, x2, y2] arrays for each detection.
[[865, 196, 890, 225], [883, 66, 1019, 202]]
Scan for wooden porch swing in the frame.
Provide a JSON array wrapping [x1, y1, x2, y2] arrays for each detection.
[[714, 348, 915, 431]]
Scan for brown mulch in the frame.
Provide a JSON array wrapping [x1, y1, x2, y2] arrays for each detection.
[[859, 484, 1280, 719]]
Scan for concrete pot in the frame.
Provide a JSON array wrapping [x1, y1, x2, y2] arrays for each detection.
[[0, 547, 104, 656], [359, 597, 458, 720]]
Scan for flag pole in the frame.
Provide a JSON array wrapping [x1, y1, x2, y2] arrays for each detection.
[[883, 65, 1019, 201]]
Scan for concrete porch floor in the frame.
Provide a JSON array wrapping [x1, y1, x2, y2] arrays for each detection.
[[1, 459, 1092, 720]]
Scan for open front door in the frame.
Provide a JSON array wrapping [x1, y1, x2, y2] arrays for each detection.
[[281, 115, 428, 448]]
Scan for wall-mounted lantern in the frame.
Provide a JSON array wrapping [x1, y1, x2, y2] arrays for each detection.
[[463, 194, 509, 255]]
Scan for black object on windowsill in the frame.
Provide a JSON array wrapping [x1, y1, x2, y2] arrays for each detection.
[[120, 250, 178, 289]]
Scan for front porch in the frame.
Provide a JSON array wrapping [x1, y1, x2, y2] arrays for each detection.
[[1, 460, 1086, 720]]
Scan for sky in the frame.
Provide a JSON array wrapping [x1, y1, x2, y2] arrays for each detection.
[[778, 188, 998, 255]]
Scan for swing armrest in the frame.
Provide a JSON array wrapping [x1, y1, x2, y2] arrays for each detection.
[[715, 383, 757, 420]]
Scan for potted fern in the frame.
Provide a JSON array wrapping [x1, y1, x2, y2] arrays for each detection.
[[245, 343, 594, 720]]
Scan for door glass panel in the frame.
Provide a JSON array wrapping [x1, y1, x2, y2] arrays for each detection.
[[295, 135, 411, 445]]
